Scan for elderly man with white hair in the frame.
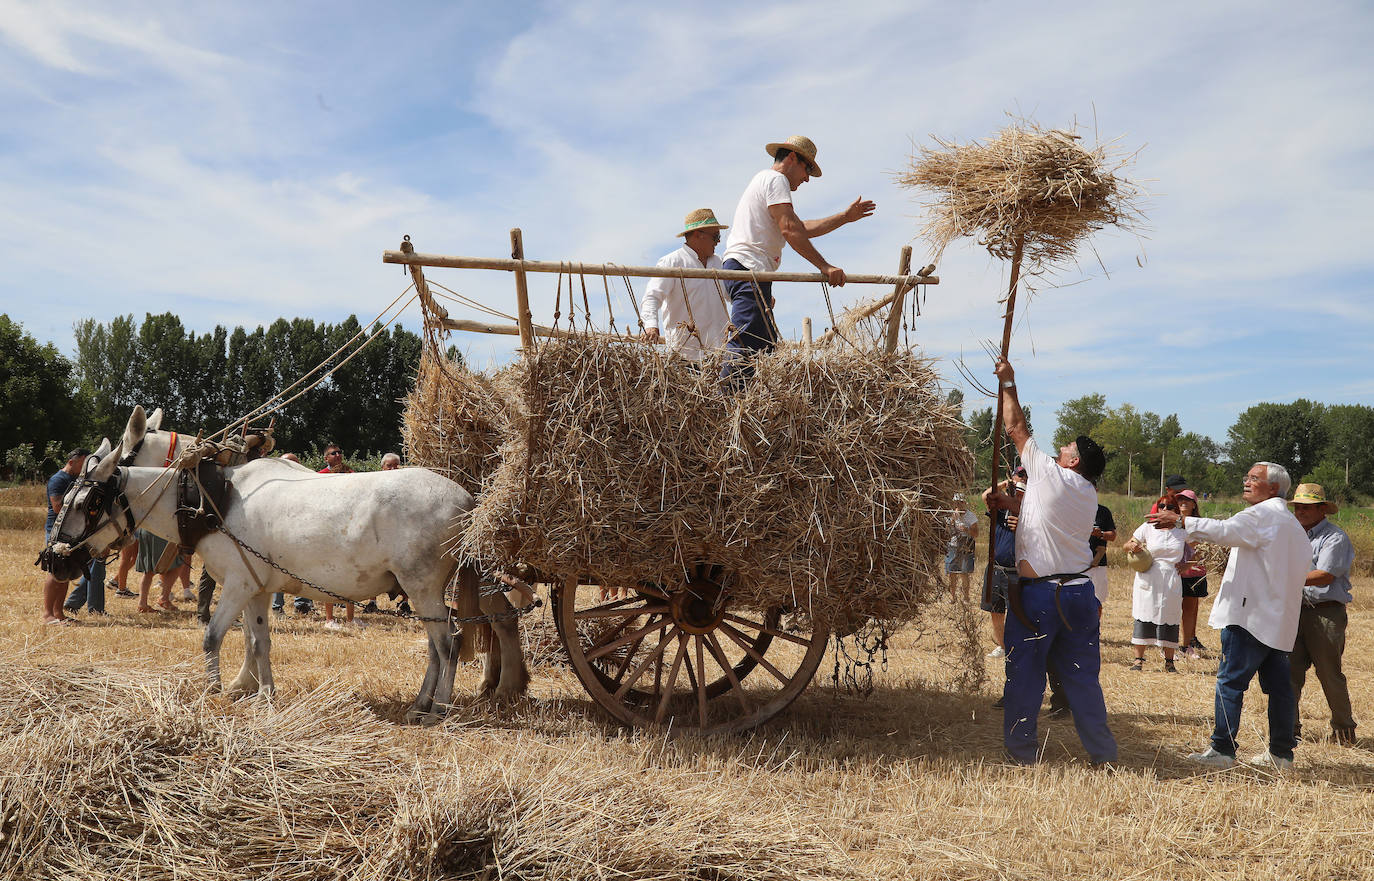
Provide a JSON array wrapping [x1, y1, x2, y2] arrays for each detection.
[[1150, 461, 1310, 770]]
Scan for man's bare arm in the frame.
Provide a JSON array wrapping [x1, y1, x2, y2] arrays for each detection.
[[1305, 569, 1336, 587], [992, 360, 1030, 455], [802, 197, 876, 238], [769, 203, 845, 285]]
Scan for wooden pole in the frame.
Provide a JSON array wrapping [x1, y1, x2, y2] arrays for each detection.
[[802, 317, 813, 353], [427, 316, 629, 343], [882, 246, 914, 353], [510, 229, 534, 350], [981, 233, 1025, 607], [400, 238, 449, 325], [383, 249, 938, 288], [815, 262, 934, 346]]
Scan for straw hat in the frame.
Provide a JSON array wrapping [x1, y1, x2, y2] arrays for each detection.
[[765, 135, 822, 177], [1290, 483, 1338, 514], [676, 208, 728, 237]]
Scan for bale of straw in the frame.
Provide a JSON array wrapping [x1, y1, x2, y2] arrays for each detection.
[[401, 348, 516, 496], [458, 338, 972, 628], [896, 118, 1143, 272]]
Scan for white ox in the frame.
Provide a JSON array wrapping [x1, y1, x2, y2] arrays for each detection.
[[46, 419, 527, 723]]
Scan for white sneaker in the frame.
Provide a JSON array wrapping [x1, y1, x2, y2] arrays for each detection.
[[1186, 747, 1236, 768], [1246, 751, 1294, 771], [987, 646, 1005, 659], [323, 619, 344, 631], [181, 590, 196, 603]]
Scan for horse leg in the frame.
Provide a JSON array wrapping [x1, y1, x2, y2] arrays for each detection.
[[481, 592, 529, 701], [230, 592, 274, 698], [203, 579, 253, 694]]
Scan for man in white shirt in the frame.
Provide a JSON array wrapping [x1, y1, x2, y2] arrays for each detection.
[[1151, 462, 1310, 770], [639, 209, 731, 360], [989, 360, 1116, 766], [719, 135, 875, 381]]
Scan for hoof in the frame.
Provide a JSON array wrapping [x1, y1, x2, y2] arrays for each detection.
[[225, 678, 259, 699]]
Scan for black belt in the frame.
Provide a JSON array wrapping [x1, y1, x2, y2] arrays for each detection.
[[1304, 600, 1344, 609]]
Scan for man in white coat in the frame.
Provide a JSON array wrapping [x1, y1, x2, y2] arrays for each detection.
[[639, 209, 732, 360], [1150, 462, 1309, 770]]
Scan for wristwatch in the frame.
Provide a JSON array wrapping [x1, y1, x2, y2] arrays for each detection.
[[1000, 380, 1016, 389]]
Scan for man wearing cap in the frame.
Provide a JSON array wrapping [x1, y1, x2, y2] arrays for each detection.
[[989, 360, 1116, 766], [44, 448, 104, 622], [1287, 484, 1357, 746], [720, 136, 875, 379], [639, 209, 731, 360], [1150, 462, 1309, 770]]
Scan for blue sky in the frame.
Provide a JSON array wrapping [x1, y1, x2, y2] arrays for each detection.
[[1, 0, 1370, 445]]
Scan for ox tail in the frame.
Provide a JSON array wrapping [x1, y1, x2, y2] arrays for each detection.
[[454, 566, 488, 661]]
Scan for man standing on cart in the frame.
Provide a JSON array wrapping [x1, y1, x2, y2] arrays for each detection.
[[639, 209, 732, 360], [989, 359, 1117, 766], [720, 135, 875, 381]]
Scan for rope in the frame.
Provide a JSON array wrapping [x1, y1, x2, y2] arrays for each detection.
[[426, 279, 517, 322]]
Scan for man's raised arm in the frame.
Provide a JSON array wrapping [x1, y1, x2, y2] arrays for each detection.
[[993, 360, 1030, 456]]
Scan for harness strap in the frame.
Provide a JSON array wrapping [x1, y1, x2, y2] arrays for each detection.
[[163, 432, 179, 468]]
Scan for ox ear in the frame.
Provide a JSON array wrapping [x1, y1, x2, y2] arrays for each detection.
[[147, 407, 163, 432], [122, 406, 147, 451], [90, 442, 122, 481], [93, 437, 112, 459]]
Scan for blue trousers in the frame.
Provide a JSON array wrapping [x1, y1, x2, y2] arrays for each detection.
[[720, 258, 777, 385], [1212, 624, 1297, 760], [1003, 578, 1117, 764], [47, 524, 105, 614]]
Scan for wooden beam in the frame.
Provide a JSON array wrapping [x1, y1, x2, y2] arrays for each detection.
[[383, 250, 938, 288], [816, 261, 936, 346], [426, 316, 632, 343], [510, 229, 534, 349], [881, 245, 913, 353]]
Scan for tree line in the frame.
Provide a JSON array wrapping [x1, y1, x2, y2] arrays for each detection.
[[2, 312, 428, 480], [955, 387, 1374, 502]]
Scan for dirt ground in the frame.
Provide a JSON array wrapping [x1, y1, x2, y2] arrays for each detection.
[[2, 522, 1372, 880]]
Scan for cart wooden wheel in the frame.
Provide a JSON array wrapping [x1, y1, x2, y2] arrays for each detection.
[[553, 571, 830, 734]]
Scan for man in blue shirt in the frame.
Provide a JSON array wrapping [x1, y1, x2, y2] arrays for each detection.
[[1288, 484, 1357, 745], [43, 448, 106, 621]]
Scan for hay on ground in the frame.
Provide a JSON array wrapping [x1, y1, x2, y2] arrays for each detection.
[[454, 338, 972, 629], [896, 117, 1144, 273]]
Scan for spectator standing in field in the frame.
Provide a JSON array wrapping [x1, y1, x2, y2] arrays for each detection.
[[1176, 491, 1210, 658], [106, 543, 138, 598], [990, 360, 1116, 766], [41, 448, 90, 623], [1287, 484, 1357, 746], [719, 135, 874, 383], [318, 444, 356, 630], [982, 470, 1025, 667], [1088, 503, 1116, 606], [133, 528, 188, 613], [639, 209, 732, 360], [54, 449, 108, 617], [945, 493, 979, 602], [1124, 492, 1187, 673], [1151, 462, 1309, 770]]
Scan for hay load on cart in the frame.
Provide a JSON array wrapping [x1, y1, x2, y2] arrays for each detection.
[[392, 232, 970, 733]]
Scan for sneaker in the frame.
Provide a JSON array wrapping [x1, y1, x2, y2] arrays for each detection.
[[1189, 636, 1207, 652], [1246, 751, 1293, 771], [181, 589, 196, 603], [1187, 747, 1236, 768], [323, 619, 344, 631], [986, 646, 1005, 659], [115, 588, 137, 598], [1184, 646, 1200, 660]]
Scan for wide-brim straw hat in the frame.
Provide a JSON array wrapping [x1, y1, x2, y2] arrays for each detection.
[[1290, 483, 1338, 514], [676, 208, 728, 237], [765, 135, 822, 177]]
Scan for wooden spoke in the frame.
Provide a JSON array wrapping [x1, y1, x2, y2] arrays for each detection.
[[705, 632, 751, 713], [575, 602, 668, 620], [572, 595, 640, 618], [694, 636, 709, 728], [610, 628, 652, 684], [723, 612, 811, 646], [615, 634, 672, 700], [654, 632, 689, 724], [587, 617, 669, 662], [720, 622, 790, 685]]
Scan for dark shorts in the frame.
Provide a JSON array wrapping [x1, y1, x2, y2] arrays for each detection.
[[980, 566, 1015, 613], [944, 542, 975, 573], [1181, 574, 1208, 598], [1132, 620, 1180, 647]]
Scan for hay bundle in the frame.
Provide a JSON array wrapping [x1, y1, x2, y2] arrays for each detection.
[[459, 338, 972, 626], [1192, 539, 1232, 579], [401, 348, 515, 495], [896, 117, 1143, 272]]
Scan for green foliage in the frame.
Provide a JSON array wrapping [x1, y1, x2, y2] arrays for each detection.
[[965, 404, 1030, 487], [0, 314, 83, 473], [4, 446, 38, 482], [1225, 400, 1328, 484], [1052, 393, 1107, 449]]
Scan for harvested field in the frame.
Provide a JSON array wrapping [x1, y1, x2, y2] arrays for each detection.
[[2, 524, 1373, 880]]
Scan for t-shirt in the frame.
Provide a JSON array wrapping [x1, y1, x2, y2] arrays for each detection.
[[1015, 436, 1096, 577], [46, 469, 76, 532], [947, 509, 978, 549], [721, 169, 793, 272], [318, 465, 355, 474], [992, 509, 1017, 567], [1089, 504, 1115, 567]]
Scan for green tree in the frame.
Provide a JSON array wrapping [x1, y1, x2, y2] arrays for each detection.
[[72, 314, 140, 442], [966, 404, 1031, 487], [1096, 403, 1151, 495], [1225, 400, 1329, 483], [0, 314, 83, 465], [1052, 393, 1108, 449], [1319, 404, 1374, 497]]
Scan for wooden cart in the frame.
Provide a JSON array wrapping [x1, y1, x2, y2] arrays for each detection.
[[387, 233, 940, 734]]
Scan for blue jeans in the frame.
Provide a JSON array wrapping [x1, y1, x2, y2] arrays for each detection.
[[720, 258, 777, 386], [1212, 625, 1297, 760], [47, 524, 105, 614], [1003, 577, 1117, 764]]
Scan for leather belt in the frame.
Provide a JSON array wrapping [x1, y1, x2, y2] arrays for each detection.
[[1304, 599, 1344, 609]]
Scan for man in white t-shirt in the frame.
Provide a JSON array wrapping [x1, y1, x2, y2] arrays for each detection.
[[639, 209, 732, 360], [989, 359, 1116, 766], [719, 135, 875, 381]]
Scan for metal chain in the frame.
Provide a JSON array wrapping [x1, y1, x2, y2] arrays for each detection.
[[214, 525, 539, 626], [830, 618, 890, 697]]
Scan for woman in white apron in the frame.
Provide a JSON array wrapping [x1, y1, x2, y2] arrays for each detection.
[[1123, 493, 1187, 672]]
